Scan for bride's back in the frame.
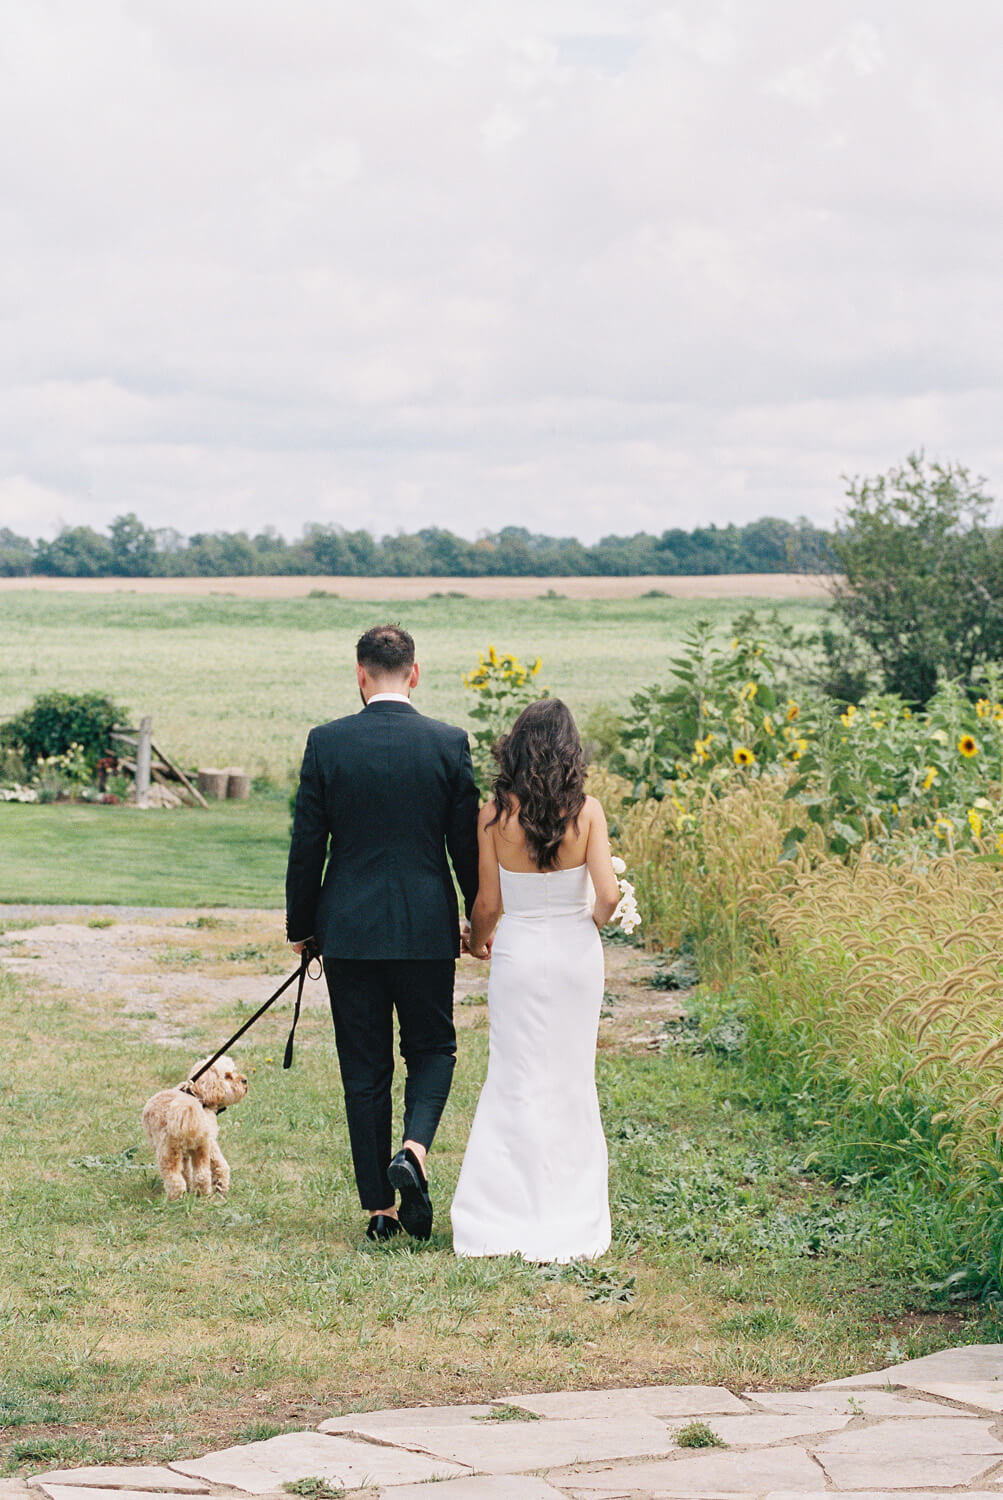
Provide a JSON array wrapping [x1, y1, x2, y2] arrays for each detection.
[[490, 794, 594, 873]]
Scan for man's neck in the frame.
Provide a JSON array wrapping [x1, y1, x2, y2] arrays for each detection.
[[366, 689, 412, 705]]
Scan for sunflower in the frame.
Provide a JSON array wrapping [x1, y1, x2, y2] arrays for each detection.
[[968, 808, 984, 840], [733, 745, 755, 767], [921, 766, 938, 791], [935, 816, 955, 839], [739, 681, 758, 701], [785, 701, 800, 721], [959, 734, 979, 758], [976, 698, 991, 719], [762, 714, 775, 736], [531, 657, 542, 675], [487, 644, 499, 666], [840, 705, 857, 727]]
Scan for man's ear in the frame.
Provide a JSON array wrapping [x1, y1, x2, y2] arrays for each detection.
[[357, 662, 368, 695], [409, 662, 420, 690]]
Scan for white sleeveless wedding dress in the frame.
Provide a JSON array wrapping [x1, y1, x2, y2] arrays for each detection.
[[451, 863, 611, 1263]]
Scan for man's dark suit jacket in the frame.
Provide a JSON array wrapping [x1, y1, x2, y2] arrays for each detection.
[[285, 699, 480, 960]]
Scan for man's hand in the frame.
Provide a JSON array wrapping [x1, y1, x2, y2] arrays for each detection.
[[291, 938, 312, 956], [460, 923, 473, 955]]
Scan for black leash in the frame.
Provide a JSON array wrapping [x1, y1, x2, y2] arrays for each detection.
[[187, 946, 323, 1085]]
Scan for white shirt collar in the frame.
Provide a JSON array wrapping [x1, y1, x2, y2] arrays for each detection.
[[366, 692, 413, 705]]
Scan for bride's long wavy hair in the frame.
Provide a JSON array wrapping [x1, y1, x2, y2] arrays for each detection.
[[488, 698, 586, 870]]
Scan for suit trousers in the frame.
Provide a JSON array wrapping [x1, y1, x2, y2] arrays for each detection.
[[325, 958, 456, 1209]]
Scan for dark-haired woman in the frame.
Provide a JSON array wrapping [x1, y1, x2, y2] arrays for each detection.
[[451, 699, 620, 1262]]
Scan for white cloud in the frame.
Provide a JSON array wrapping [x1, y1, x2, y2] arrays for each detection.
[[1, 0, 1002, 544]]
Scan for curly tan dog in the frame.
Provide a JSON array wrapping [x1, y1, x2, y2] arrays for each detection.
[[142, 1055, 248, 1200]]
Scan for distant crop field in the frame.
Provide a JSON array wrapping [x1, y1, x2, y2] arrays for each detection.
[[0, 572, 834, 600], [0, 590, 828, 782]]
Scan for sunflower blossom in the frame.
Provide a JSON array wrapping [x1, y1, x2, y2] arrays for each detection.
[[959, 735, 979, 758], [733, 745, 755, 767], [921, 766, 938, 791], [968, 808, 984, 840], [935, 816, 955, 839]]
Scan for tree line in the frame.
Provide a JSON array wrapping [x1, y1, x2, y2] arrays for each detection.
[[0, 514, 835, 578]]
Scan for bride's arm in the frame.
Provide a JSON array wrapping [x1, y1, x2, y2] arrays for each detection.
[[585, 798, 620, 928], [469, 803, 503, 957]]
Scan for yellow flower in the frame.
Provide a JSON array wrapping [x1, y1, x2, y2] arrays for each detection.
[[968, 808, 983, 840], [976, 698, 991, 718], [531, 657, 542, 675], [740, 681, 758, 701], [903, 707, 911, 719], [839, 704, 857, 727], [921, 766, 938, 791], [791, 737, 808, 760], [731, 637, 739, 650], [993, 703, 1003, 723], [733, 745, 755, 767], [959, 735, 979, 758], [786, 701, 799, 721], [935, 817, 955, 839], [762, 715, 775, 736], [998, 831, 1003, 857], [488, 644, 499, 666]]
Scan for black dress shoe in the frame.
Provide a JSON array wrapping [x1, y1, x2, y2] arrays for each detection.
[[387, 1148, 433, 1240], [366, 1213, 403, 1242]]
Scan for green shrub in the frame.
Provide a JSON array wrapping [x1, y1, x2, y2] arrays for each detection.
[[2, 691, 126, 773]]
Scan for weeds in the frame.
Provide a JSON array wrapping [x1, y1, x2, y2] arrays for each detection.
[[675, 1420, 726, 1448]]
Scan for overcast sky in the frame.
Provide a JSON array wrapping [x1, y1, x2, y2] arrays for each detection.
[[3, 2, 1002, 544]]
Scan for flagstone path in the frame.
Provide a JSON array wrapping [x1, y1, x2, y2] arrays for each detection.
[[6, 1345, 1003, 1499]]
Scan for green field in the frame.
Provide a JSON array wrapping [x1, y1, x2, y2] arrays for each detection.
[[0, 796, 289, 906], [1, 591, 826, 783]]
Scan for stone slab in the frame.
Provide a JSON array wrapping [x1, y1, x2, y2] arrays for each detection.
[[817, 1452, 1003, 1488], [742, 1389, 945, 1417], [31, 1475, 207, 1495], [319, 1403, 496, 1433], [765, 1494, 1003, 1500], [893, 1378, 1003, 1412], [36, 1491, 205, 1500], [171, 1430, 469, 1492], [554, 1444, 824, 1495], [813, 1413, 1003, 1490], [508, 1385, 749, 1420], [673, 1412, 851, 1447], [359, 1414, 676, 1474], [0, 1486, 34, 1499], [377, 1478, 569, 1499], [818, 1341, 1003, 1390]]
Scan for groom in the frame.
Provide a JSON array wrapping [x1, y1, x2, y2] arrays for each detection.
[[286, 624, 481, 1242]]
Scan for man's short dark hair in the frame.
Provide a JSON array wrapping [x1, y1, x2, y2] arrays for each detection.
[[356, 624, 415, 676]]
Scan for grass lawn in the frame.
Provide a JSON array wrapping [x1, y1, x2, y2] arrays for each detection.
[[0, 795, 289, 906], [0, 914, 991, 1475], [0, 591, 827, 783]]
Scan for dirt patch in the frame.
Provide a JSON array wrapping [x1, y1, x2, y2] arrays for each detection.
[[0, 573, 835, 601], [0, 911, 682, 1052]]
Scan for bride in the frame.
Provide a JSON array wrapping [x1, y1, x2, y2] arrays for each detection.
[[451, 698, 621, 1263]]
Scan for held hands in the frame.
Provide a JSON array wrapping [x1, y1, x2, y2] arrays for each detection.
[[461, 923, 492, 961]]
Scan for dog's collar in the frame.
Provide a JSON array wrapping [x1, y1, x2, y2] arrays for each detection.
[[179, 1081, 225, 1115]]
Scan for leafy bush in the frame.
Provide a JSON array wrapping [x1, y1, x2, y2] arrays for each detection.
[[2, 691, 125, 773]]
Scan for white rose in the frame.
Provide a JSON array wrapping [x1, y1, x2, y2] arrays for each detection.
[[611, 855, 627, 875]]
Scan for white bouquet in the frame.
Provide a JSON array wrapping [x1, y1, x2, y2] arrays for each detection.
[[610, 855, 641, 935]]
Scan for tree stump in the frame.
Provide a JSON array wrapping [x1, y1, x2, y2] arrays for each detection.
[[197, 768, 229, 800], [226, 768, 251, 800]]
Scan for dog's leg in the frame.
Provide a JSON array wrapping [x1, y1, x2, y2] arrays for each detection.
[[182, 1153, 195, 1193], [191, 1141, 213, 1197], [210, 1141, 230, 1194], [158, 1143, 187, 1201]]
